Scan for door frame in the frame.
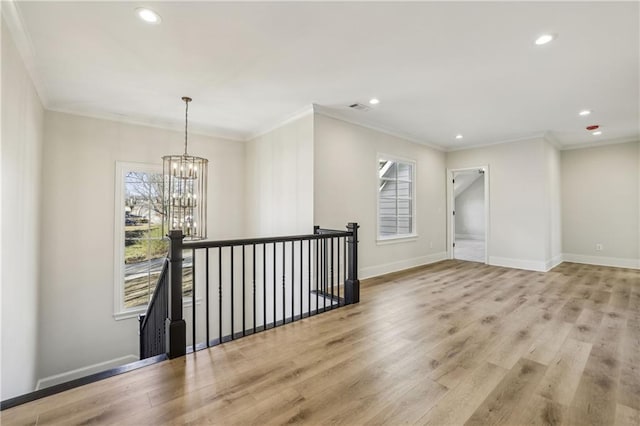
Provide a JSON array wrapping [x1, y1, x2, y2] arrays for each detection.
[[446, 165, 490, 264]]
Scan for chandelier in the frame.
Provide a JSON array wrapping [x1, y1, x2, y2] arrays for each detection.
[[162, 97, 208, 240]]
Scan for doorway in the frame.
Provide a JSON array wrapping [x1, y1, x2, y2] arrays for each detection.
[[447, 167, 489, 263]]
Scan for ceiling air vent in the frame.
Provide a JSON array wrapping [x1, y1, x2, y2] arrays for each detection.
[[348, 103, 371, 112]]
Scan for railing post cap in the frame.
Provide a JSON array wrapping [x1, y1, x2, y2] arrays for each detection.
[[168, 230, 184, 239]]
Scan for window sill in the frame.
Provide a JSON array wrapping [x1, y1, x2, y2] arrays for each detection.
[[377, 234, 418, 245], [114, 297, 202, 321]]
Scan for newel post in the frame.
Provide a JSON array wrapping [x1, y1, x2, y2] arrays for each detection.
[[345, 222, 360, 305], [166, 230, 186, 358]]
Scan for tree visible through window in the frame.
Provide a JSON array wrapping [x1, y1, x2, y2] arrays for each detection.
[[123, 171, 168, 308], [121, 169, 192, 310], [378, 157, 415, 238]]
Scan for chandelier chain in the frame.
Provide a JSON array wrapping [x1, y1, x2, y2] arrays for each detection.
[[184, 99, 189, 155]]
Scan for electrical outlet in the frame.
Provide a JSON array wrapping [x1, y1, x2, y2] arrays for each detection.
[[429, 241, 433, 249], [596, 243, 603, 251]]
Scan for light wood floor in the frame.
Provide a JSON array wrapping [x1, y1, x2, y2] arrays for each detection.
[[3, 260, 640, 425]]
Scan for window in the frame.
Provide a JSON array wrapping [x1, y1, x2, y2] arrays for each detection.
[[378, 156, 416, 239], [114, 162, 192, 319]]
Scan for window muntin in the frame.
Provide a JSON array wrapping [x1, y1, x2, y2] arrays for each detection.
[[378, 157, 415, 239]]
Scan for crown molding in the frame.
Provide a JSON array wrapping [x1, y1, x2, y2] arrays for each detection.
[[312, 104, 445, 152], [559, 135, 640, 151], [246, 104, 314, 141], [543, 131, 563, 150], [445, 132, 547, 152], [1, 0, 49, 106], [47, 106, 247, 142]]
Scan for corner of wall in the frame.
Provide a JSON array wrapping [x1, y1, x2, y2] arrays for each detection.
[[1, 18, 45, 400]]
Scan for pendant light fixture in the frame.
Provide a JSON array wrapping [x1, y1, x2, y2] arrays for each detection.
[[162, 97, 208, 240]]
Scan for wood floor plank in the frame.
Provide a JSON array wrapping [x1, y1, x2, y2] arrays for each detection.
[[568, 312, 626, 425], [464, 358, 547, 425], [535, 337, 593, 405], [615, 403, 640, 426], [421, 361, 509, 425], [504, 394, 567, 426], [1, 260, 638, 426], [524, 320, 573, 365], [617, 318, 640, 410]]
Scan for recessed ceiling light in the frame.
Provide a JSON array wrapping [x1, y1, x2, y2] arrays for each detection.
[[369, 98, 380, 105], [455, 134, 463, 140], [535, 34, 556, 45], [592, 131, 602, 136], [579, 110, 591, 116], [136, 7, 161, 24]]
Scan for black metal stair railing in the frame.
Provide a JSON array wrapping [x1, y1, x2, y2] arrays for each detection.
[[138, 257, 169, 359], [139, 223, 359, 360]]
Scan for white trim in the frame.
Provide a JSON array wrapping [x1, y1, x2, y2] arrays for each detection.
[[559, 136, 639, 151], [35, 355, 139, 390], [562, 253, 640, 270], [446, 133, 546, 153], [313, 104, 444, 152], [545, 254, 564, 271], [376, 234, 418, 245], [246, 105, 314, 140], [360, 252, 447, 279], [48, 107, 246, 143], [113, 161, 163, 319], [543, 132, 563, 150], [447, 165, 490, 265], [376, 154, 417, 241], [489, 256, 548, 272]]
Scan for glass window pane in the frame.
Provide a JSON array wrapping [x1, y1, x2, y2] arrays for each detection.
[[121, 167, 179, 312], [182, 250, 193, 297], [398, 163, 412, 181], [398, 217, 413, 234], [379, 160, 396, 180], [379, 216, 398, 236], [397, 199, 412, 216], [379, 198, 397, 217], [397, 181, 412, 198], [378, 158, 414, 238], [124, 251, 150, 309]]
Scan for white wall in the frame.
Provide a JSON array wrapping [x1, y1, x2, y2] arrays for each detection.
[[454, 175, 485, 240], [561, 141, 639, 268], [447, 138, 551, 271], [245, 112, 314, 236], [1, 19, 45, 400], [313, 113, 447, 279], [37, 111, 245, 383]]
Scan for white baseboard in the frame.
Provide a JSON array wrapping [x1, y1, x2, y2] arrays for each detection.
[[360, 251, 448, 279], [545, 254, 564, 271], [489, 256, 548, 272], [562, 253, 640, 270], [36, 354, 139, 390], [455, 233, 484, 241]]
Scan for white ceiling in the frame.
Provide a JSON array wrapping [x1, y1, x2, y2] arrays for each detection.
[[6, 1, 640, 150]]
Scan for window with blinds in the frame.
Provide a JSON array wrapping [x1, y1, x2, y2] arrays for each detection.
[[378, 157, 415, 239]]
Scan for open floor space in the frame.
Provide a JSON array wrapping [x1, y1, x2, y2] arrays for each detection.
[[3, 261, 639, 425]]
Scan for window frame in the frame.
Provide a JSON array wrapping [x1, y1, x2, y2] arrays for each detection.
[[113, 162, 198, 320], [376, 154, 417, 242]]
